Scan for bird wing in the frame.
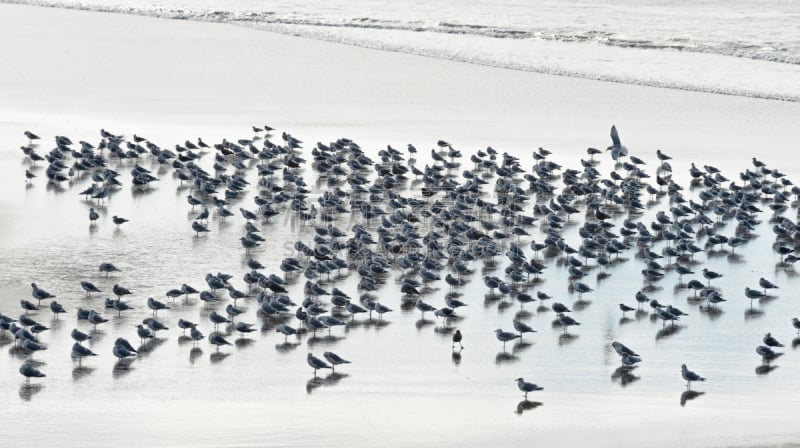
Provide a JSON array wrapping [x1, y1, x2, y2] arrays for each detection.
[[610, 126, 621, 147]]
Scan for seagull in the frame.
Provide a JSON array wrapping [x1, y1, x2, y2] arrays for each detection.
[[606, 125, 629, 161], [147, 297, 170, 317], [307, 353, 332, 377], [512, 320, 536, 338], [494, 329, 521, 349], [30, 282, 55, 305], [71, 328, 92, 344], [611, 341, 639, 358], [112, 344, 137, 360], [452, 329, 463, 350], [681, 364, 706, 389], [793, 317, 800, 335], [189, 326, 204, 345], [80, 280, 101, 296], [557, 314, 581, 333], [112, 284, 132, 299], [763, 333, 784, 348], [49, 301, 66, 318], [323, 351, 351, 372], [89, 207, 100, 224], [71, 342, 98, 362], [618, 303, 635, 315], [19, 362, 46, 382], [177, 319, 196, 334], [112, 215, 129, 226], [702, 268, 722, 285], [209, 334, 231, 351], [515, 378, 543, 399], [758, 277, 778, 295], [208, 311, 231, 329], [192, 221, 209, 237], [275, 324, 298, 342]]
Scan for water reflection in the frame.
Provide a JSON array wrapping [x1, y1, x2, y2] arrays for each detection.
[[210, 352, 231, 364], [451, 351, 462, 366], [235, 337, 255, 349], [680, 390, 705, 407], [415, 318, 434, 330], [276, 341, 301, 354], [744, 308, 765, 320], [755, 364, 779, 375], [558, 333, 579, 345], [19, 383, 44, 401], [495, 351, 520, 364], [306, 372, 349, 394], [512, 341, 532, 354], [189, 347, 203, 364], [611, 366, 640, 386], [515, 400, 543, 415], [112, 358, 134, 379], [793, 337, 800, 349], [72, 365, 95, 381], [307, 335, 343, 347], [655, 324, 684, 341]]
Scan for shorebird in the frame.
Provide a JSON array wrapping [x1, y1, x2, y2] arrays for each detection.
[[515, 378, 543, 399], [89, 207, 99, 225], [307, 353, 332, 377], [681, 364, 706, 389], [19, 362, 45, 383], [452, 329, 463, 350], [209, 334, 231, 351], [112, 215, 129, 226], [495, 329, 521, 349], [323, 351, 350, 372], [80, 280, 101, 296]]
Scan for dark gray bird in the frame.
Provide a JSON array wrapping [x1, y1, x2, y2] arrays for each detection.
[[307, 353, 332, 377], [323, 351, 351, 372], [452, 329, 463, 350]]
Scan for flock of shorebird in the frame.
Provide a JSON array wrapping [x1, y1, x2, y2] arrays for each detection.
[[6, 125, 800, 405]]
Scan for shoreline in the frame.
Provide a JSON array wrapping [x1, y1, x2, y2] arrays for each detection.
[[1, 0, 799, 103]]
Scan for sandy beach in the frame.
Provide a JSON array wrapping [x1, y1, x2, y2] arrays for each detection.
[[1, 3, 800, 447]]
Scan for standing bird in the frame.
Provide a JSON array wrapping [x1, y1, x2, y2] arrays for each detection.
[[80, 280, 101, 296], [452, 329, 464, 350], [618, 303, 636, 315], [112, 284, 132, 299], [793, 317, 800, 335], [515, 378, 543, 399], [209, 334, 231, 351], [19, 362, 46, 383], [681, 364, 706, 389], [763, 333, 784, 348], [307, 353, 332, 377], [89, 208, 100, 225], [758, 278, 778, 295], [112, 215, 129, 226], [323, 351, 351, 372], [494, 329, 521, 349], [702, 268, 722, 285], [31, 282, 55, 305]]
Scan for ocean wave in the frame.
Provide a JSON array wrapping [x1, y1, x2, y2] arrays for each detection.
[[3, 0, 799, 102]]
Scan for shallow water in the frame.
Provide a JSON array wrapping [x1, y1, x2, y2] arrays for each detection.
[[2, 5, 800, 448]]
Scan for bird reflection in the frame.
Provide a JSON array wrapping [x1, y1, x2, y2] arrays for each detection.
[[235, 337, 255, 349], [744, 308, 764, 320], [619, 317, 634, 326], [611, 366, 640, 386], [177, 335, 193, 346], [113, 358, 134, 379], [189, 347, 203, 364], [656, 325, 684, 341], [72, 365, 95, 381], [512, 341, 532, 354], [307, 335, 343, 347], [793, 338, 800, 349], [756, 364, 779, 375], [680, 390, 705, 406], [495, 351, 519, 364], [515, 400, 543, 415], [700, 306, 724, 320], [558, 333, 579, 345], [515, 310, 532, 320], [306, 372, 349, 394], [210, 352, 230, 364], [451, 351, 462, 366], [276, 341, 301, 353], [415, 318, 434, 330], [19, 383, 44, 401]]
